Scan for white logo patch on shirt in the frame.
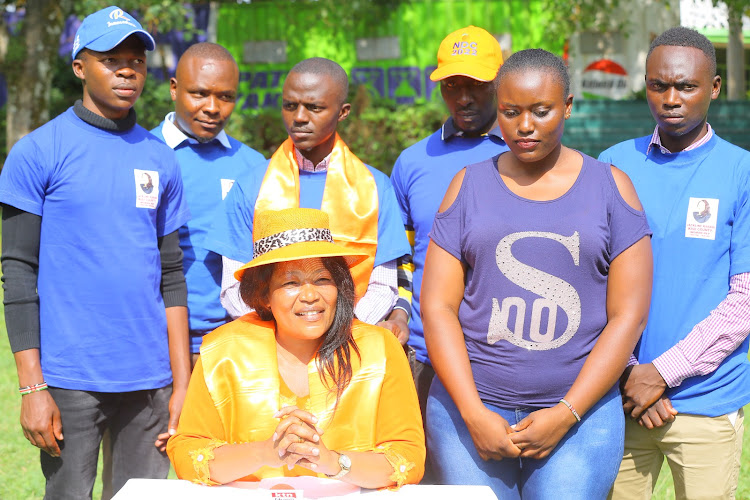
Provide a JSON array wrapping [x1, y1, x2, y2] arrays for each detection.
[[685, 197, 719, 240], [134, 169, 160, 209], [220, 178, 235, 200]]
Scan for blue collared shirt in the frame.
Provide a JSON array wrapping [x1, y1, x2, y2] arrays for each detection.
[[160, 111, 232, 150]]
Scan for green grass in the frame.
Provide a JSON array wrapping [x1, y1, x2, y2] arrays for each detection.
[[0, 218, 747, 497]]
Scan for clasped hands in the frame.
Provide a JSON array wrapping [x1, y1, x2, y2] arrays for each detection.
[[267, 405, 339, 475], [466, 403, 578, 462], [620, 364, 678, 429]]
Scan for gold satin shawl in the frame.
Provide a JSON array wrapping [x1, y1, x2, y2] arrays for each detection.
[[200, 314, 386, 480], [254, 135, 378, 299]]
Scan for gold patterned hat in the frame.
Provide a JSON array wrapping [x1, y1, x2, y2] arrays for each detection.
[[233, 208, 369, 281]]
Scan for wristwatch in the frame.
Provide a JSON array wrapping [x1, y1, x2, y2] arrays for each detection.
[[326, 452, 352, 480]]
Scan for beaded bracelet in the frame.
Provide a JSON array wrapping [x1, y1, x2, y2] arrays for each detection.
[[559, 398, 581, 422], [19, 382, 48, 396]]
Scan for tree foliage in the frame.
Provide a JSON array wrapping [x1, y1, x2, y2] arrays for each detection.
[[541, 0, 628, 41], [0, 0, 74, 150], [713, 0, 750, 99], [714, 0, 750, 13]]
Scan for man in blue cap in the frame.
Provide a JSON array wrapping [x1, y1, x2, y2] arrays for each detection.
[[0, 6, 191, 498]]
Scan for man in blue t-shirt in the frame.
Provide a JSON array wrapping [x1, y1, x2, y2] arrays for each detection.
[[600, 27, 750, 499], [390, 26, 508, 415], [151, 42, 266, 365], [0, 7, 191, 498], [204, 58, 410, 336]]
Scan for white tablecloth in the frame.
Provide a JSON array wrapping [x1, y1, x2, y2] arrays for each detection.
[[112, 477, 499, 500]]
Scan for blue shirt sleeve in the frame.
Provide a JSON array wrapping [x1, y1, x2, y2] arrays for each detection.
[[0, 135, 48, 215], [157, 152, 191, 237], [203, 172, 260, 264], [390, 154, 412, 228], [729, 157, 750, 276], [370, 167, 411, 267]]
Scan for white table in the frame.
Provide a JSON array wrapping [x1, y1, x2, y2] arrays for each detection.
[[112, 478, 499, 500]]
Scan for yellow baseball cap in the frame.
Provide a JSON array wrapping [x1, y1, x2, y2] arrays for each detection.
[[430, 25, 503, 82]]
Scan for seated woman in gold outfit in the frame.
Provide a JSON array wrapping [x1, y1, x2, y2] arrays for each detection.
[[167, 208, 425, 488]]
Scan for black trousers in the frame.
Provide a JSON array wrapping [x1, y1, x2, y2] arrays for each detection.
[[41, 386, 171, 500]]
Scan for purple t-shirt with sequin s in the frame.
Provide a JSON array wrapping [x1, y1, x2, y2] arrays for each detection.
[[430, 153, 650, 408]]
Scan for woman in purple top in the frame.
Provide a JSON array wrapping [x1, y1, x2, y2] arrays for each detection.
[[421, 49, 653, 498]]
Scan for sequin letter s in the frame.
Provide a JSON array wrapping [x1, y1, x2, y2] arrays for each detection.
[[487, 231, 581, 350]]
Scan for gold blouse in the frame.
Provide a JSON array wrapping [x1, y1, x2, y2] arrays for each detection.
[[167, 314, 425, 488]]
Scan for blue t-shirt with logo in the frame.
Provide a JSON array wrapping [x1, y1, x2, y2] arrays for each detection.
[[151, 121, 266, 352], [599, 134, 750, 417], [0, 108, 190, 392]]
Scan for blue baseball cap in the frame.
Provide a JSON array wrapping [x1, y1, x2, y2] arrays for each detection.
[[72, 6, 155, 60]]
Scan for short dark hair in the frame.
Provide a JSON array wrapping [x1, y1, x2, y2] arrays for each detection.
[[239, 256, 360, 401], [647, 27, 717, 76], [497, 48, 570, 98], [178, 42, 237, 68], [288, 57, 349, 104]]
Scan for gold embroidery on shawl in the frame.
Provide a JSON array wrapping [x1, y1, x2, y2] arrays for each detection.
[[188, 439, 226, 485], [376, 443, 415, 489]]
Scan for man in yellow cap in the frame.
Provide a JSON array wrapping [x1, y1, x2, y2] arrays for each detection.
[[389, 25, 508, 416]]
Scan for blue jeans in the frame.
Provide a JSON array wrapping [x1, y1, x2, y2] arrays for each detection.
[[426, 378, 624, 499]]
